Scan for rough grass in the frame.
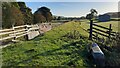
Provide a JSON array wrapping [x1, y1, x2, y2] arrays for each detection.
[[2, 20, 118, 67], [80, 20, 118, 32], [96, 21, 118, 32], [79, 20, 118, 39], [2, 21, 93, 67]]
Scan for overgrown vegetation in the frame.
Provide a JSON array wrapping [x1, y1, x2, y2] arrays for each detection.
[[94, 36, 120, 67], [74, 20, 120, 67]]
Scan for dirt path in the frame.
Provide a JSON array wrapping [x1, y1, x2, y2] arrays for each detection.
[[38, 23, 62, 34], [38, 23, 52, 34]]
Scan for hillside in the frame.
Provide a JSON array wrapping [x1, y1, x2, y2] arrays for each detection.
[[2, 21, 93, 67], [105, 12, 120, 18], [2, 20, 120, 67]]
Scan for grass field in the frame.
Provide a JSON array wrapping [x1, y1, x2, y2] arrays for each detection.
[[2, 20, 119, 67], [79, 20, 118, 39], [2, 21, 93, 67], [80, 20, 118, 32]]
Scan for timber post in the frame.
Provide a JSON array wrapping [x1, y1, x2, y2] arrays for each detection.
[[89, 20, 93, 40], [24, 25, 29, 41], [108, 24, 112, 39], [12, 24, 16, 41]]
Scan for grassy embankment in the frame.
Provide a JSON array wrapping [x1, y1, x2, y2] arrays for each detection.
[[2, 21, 93, 67], [2, 20, 119, 67]]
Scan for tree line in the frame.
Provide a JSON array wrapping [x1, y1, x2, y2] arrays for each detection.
[[2, 2, 98, 29], [2, 2, 53, 29]]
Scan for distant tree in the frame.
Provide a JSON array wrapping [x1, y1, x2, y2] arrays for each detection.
[[34, 12, 46, 24], [38, 7, 52, 22], [57, 16, 62, 20], [2, 2, 33, 28], [17, 2, 26, 8], [53, 16, 57, 20], [18, 2, 33, 25], [34, 6, 53, 23], [10, 5, 24, 26], [2, 2, 12, 28], [86, 9, 98, 21], [80, 16, 86, 19], [45, 12, 53, 22], [2, 2, 24, 28], [11, 2, 20, 8]]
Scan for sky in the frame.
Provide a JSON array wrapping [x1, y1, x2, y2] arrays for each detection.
[[24, 2, 118, 17], [16, 0, 119, 2]]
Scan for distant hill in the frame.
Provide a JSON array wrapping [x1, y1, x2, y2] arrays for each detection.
[[104, 12, 120, 18]]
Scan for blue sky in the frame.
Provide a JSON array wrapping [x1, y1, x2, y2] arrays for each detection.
[[25, 2, 118, 17], [17, 0, 119, 2]]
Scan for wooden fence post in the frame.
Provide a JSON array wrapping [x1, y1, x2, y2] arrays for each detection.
[[36, 24, 41, 34], [89, 20, 93, 40], [96, 32, 98, 41], [12, 25, 16, 41], [108, 24, 112, 39], [24, 25, 29, 41]]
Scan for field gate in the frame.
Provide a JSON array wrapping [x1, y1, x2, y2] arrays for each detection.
[[88, 20, 116, 41]]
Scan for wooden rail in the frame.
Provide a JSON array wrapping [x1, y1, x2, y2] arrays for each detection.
[[89, 20, 116, 40], [0, 24, 40, 41], [92, 23, 112, 30]]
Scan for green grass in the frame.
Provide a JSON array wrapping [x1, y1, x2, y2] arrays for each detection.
[[80, 20, 118, 32], [78, 20, 118, 39], [96, 21, 118, 32], [2, 20, 119, 67], [2, 21, 93, 67]]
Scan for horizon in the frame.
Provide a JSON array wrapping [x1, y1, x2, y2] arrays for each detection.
[[24, 2, 118, 17]]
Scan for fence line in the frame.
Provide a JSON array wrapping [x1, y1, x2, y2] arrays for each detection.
[[88, 20, 116, 40], [0, 24, 40, 42]]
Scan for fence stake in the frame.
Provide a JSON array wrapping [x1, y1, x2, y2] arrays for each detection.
[[12, 25, 16, 40], [108, 24, 112, 39], [96, 32, 98, 41], [24, 25, 29, 41], [89, 20, 93, 40]]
